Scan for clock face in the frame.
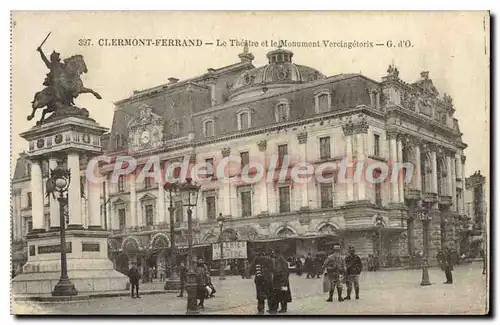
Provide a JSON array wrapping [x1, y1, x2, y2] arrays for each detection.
[[140, 130, 151, 144]]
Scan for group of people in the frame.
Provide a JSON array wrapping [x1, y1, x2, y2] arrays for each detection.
[[252, 250, 292, 314], [322, 245, 363, 302], [303, 253, 325, 278]]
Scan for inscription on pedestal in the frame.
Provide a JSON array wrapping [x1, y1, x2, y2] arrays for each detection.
[[82, 242, 100, 252], [38, 242, 72, 254]]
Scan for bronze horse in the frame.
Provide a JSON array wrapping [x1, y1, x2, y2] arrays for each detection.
[[27, 54, 101, 124]]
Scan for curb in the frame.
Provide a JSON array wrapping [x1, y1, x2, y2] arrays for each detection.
[[13, 290, 177, 302]]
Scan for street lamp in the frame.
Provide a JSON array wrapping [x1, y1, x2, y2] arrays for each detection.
[[48, 165, 78, 296], [217, 213, 226, 280], [177, 177, 201, 315], [164, 181, 180, 290], [418, 208, 431, 286]]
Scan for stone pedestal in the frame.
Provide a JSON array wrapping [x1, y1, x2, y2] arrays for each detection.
[[12, 114, 128, 295]]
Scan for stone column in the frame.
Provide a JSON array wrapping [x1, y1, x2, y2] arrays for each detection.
[[446, 155, 453, 197], [221, 147, 232, 217], [397, 136, 405, 203], [460, 156, 466, 214], [67, 153, 83, 229], [48, 158, 60, 229], [130, 173, 137, 228], [450, 158, 457, 212], [387, 132, 399, 203], [414, 143, 422, 191], [29, 160, 45, 232], [88, 174, 102, 230], [257, 140, 269, 215], [157, 162, 166, 224], [356, 131, 367, 201], [345, 135, 354, 202], [430, 151, 438, 194], [297, 132, 309, 209]]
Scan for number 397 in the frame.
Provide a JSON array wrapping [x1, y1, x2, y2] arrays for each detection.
[[78, 39, 92, 46]]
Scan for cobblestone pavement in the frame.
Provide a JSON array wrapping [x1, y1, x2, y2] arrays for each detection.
[[12, 263, 488, 315]]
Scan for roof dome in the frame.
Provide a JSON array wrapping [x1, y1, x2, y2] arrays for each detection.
[[229, 48, 326, 100]]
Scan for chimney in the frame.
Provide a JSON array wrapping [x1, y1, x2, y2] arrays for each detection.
[[168, 77, 179, 84]]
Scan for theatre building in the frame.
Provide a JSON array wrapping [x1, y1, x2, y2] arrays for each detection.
[[12, 46, 468, 274]]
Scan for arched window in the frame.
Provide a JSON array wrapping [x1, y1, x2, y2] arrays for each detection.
[[239, 112, 250, 130], [275, 100, 290, 122], [314, 90, 331, 113], [203, 118, 215, 137], [118, 175, 125, 193]]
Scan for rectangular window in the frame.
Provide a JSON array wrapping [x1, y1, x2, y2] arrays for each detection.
[[175, 201, 183, 223], [44, 213, 50, 229], [205, 158, 214, 177], [319, 136, 331, 159], [240, 151, 250, 169], [320, 183, 334, 208], [27, 192, 32, 207], [118, 208, 126, 229], [279, 186, 291, 213], [80, 176, 86, 198], [145, 204, 154, 226], [375, 182, 382, 206], [374, 134, 380, 157], [118, 176, 125, 193], [278, 144, 288, 166], [206, 195, 216, 220], [144, 176, 153, 189], [26, 218, 33, 234], [241, 190, 252, 217]]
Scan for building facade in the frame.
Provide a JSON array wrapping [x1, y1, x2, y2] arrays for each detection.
[[12, 47, 468, 275], [464, 170, 487, 257]]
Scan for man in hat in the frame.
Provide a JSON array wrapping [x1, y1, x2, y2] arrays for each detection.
[[322, 245, 346, 302], [344, 246, 362, 300], [128, 261, 141, 298], [252, 251, 274, 314], [442, 246, 454, 284], [195, 257, 209, 309]]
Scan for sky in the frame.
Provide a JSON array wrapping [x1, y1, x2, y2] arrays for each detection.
[[10, 11, 489, 179]]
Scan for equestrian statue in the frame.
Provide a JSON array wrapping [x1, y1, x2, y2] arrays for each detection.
[[27, 32, 102, 125]]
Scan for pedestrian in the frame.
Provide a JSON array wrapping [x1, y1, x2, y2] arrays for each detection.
[[270, 251, 292, 313], [252, 252, 274, 314], [322, 245, 345, 302], [296, 257, 303, 276], [344, 246, 362, 300], [442, 247, 454, 284], [177, 262, 187, 297], [205, 262, 216, 298], [243, 260, 251, 279], [159, 263, 166, 282], [195, 257, 209, 309], [305, 253, 313, 278], [128, 261, 141, 299]]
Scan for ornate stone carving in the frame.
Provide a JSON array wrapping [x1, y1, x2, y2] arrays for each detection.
[[221, 147, 231, 157], [189, 153, 197, 164], [401, 90, 417, 111], [297, 132, 308, 144], [461, 155, 466, 164], [443, 93, 453, 107], [386, 63, 399, 79], [342, 116, 368, 136], [257, 140, 267, 152], [386, 130, 399, 140]]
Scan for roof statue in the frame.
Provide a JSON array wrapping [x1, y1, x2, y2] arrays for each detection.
[[26, 32, 102, 125]]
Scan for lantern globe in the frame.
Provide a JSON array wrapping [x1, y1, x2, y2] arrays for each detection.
[[55, 178, 67, 190]]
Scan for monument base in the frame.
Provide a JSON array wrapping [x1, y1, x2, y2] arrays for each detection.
[[164, 278, 181, 291], [11, 229, 128, 295]]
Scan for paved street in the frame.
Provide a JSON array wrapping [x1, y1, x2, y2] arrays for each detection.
[[12, 263, 488, 315]]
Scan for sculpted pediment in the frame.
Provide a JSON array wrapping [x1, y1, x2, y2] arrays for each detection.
[[127, 104, 164, 152]]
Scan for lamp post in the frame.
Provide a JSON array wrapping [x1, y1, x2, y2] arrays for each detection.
[[48, 166, 78, 296], [177, 177, 201, 315], [217, 213, 226, 280], [164, 182, 180, 290], [419, 208, 431, 286]]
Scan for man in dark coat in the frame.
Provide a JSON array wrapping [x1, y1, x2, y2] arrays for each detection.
[[442, 247, 454, 284], [195, 257, 209, 309], [177, 262, 187, 298], [252, 252, 274, 314], [128, 262, 141, 298], [270, 251, 291, 313], [305, 253, 313, 278], [344, 246, 362, 300]]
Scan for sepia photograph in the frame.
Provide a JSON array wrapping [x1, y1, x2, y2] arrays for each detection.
[[9, 11, 490, 315]]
